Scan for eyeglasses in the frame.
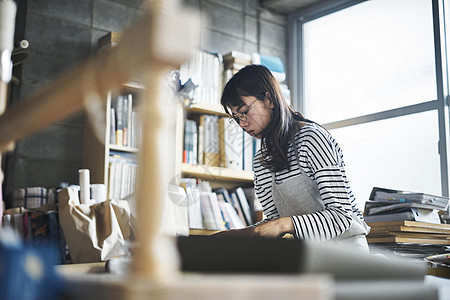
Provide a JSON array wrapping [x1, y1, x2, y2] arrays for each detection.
[[230, 98, 259, 124]]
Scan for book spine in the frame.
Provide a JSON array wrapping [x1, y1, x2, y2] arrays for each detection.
[[110, 107, 116, 145], [123, 95, 129, 147], [114, 95, 124, 146]]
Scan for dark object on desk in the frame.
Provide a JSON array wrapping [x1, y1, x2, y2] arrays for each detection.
[[177, 235, 305, 273], [178, 234, 427, 280]]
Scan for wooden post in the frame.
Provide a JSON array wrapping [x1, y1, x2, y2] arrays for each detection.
[[0, 0, 17, 222], [129, 0, 199, 282], [0, 0, 199, 282]]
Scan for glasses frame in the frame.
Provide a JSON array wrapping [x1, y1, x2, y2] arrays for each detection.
[[230, 94, 264, 124]]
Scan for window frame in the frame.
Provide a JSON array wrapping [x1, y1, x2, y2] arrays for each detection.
[[287, 0, 450, 196]]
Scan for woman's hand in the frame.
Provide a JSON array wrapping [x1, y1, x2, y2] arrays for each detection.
[[251, 217, 294, 238], [212, 217, 294, 239]]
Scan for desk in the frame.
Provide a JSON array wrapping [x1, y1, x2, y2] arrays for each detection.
[[57, 262, 442, 300], [57, 264, 333, 300]]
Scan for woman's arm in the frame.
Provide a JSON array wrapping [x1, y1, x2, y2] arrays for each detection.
[[212, 217, 294, 239], [290, 126, 354, 241]]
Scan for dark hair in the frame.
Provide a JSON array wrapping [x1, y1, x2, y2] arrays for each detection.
[[221, 64, 311, 172]]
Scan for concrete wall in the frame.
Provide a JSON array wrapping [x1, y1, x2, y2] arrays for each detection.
[[4, 0, 287, 202]]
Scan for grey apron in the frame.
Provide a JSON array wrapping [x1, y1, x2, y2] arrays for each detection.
[[271, 135, 370, 251]]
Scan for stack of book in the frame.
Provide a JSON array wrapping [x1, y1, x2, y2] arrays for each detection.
[[364, 187, 450, 260], [367, 220, 450, 259], [110, 93, 141, 148], [179, 49, 223, 105], [364, 187, 449, 224], [222, 50, 252, 84], [367, 220, 450, 246], [179, 179, 262, 231]]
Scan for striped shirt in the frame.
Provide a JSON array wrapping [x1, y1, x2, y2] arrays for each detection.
[[253, 123, 364, 241]]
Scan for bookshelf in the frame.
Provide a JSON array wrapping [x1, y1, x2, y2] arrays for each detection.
[[81, 33, 145, 201], [81, 82, 143, 200], [179, 102, 254, 189]]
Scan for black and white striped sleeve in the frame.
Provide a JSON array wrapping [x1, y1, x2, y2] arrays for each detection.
[[290, 126, 353, 241]]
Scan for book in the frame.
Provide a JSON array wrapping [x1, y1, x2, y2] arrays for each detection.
[[223, 50, 252, 63], [364, 201, 446, 215], [212, 187, 247, 229], [97, 31, 122, 50], [364, 208, 441, 224], [218, 117, 243, 170], [202, 115, 220, 166], [209, 193, 227, 230], [251, 53, 286, 82], [220, 201, 245, 229], [215, 193, 230, 229], [367, 220, 450, 229], [242, 131, 254, 171], [122, 95, 129, 146], [235, 187, 253, 225], [230, 192, 248, 226], [180, 178, 203, 229], [111, 95, 124, 146], [109, 107, 116, 144], [212, 187, 232, 204], [368, 224, 450, 235], [125, 93, 133, 147], [367, 236, 450, 245], [199, 192, 218, 230], [242, 187, 260, 222], [223, 61, 248, 71], [108, 151, 138, 200], [370, 187, 450, 209], [183, 119, 199, 165]]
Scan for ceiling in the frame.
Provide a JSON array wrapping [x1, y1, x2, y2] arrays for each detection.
[[260, 0, 325, 14]]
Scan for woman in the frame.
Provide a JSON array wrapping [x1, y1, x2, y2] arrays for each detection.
[[218, 64, 370, 251]]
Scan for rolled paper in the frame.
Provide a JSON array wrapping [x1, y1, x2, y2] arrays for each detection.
[[91, 183, 106, 204], [79, 169, 90, 205]]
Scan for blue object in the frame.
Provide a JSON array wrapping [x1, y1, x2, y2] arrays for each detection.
[[259, 54, 285, 74], [0, 229, 66, 300], [252, 53, 286, 82]]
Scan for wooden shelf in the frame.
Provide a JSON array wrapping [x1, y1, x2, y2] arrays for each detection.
[[109, 144, 139, 153], [184, 101, 228, 117], [181, 163, 253, 183], [122, 81, 146, 91], [189, 228, 221, 236]]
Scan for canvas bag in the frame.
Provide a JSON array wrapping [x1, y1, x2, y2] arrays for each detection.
[[58, 187, 130, 263]]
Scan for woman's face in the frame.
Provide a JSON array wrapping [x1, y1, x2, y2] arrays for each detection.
[[230, 94, 273, 139]]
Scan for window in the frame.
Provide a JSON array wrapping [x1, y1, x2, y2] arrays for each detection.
[[289, 0, 450, 208]]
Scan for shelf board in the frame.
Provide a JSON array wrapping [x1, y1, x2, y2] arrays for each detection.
[[123, 81, 146, 90], [189, 229, 221, 236], [184, 101, 229, 117], [181, 163, 254, 183], [109, 144, 139, 153]]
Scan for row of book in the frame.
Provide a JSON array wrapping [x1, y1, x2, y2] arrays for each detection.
[[222, 50, 291, 105], [180, 50, 291, 107], [180, 179, 263, 231], [179, 49, 223, 105], [183, 116, 260, 171], [108, 151, 138, 200], [110, 93, 142, 148]]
